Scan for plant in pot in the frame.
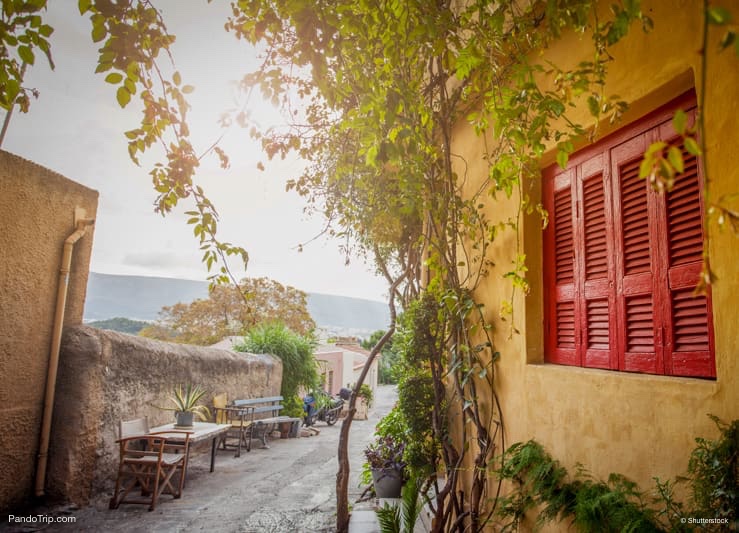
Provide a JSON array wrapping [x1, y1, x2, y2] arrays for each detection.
[[161, 384, 211, 428], [357, 383, 373, 408], [364, 435, 407, 498]]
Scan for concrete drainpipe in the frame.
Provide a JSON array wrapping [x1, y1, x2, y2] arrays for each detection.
[[35, 209, 95, 497]]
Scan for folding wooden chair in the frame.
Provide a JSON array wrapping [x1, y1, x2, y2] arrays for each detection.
[[109, 420, 191, 511], [120, 417, 150, 439]]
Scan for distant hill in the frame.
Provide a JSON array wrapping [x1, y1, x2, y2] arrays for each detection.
[[87, 317, 149, 334], [84, 272, 390, 334]]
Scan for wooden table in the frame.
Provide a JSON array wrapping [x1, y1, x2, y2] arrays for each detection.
[[149, 422, 231, 479]]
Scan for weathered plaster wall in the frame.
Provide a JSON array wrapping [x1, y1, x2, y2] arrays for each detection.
[[47, 326, 282, 506], [451, 0, 738, 529], [0, 151, 98, 514]]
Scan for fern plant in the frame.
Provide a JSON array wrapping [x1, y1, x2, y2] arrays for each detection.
[[497, 441, 661, 532], [497, 417, 739, 532]]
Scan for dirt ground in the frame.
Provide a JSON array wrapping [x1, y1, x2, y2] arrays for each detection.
[[3, 385, 397, 533]]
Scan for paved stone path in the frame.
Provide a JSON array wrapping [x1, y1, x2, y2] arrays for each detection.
[[3, 385, 397, 533]]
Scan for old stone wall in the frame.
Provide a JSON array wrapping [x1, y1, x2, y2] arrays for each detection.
[[0, 151, 98, 514], [47, 325, 282, 506]]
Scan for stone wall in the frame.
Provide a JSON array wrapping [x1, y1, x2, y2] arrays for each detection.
[[0, 151, 98, 514], [47, 326, 282, 506]]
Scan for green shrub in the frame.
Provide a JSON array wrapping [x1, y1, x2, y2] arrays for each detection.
[[234, 322, 318, 414], [683, 415, 738, 529]]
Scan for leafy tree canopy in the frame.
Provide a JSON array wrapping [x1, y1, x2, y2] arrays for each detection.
[[139, 276, 315, 345]]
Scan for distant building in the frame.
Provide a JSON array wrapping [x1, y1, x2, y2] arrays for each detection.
[[315, 337, 379, 397]]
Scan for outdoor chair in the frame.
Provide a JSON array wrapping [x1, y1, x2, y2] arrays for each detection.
[[109, 418, 192, 511], [212, 393, 254, 457], [120, 416, 150, 439]]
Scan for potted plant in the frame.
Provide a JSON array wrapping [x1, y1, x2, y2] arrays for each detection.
[[160, 384, 211, 428], [351, 382, 374, 420], [364, 435, 406, 498], [358, 383, 373, 408]]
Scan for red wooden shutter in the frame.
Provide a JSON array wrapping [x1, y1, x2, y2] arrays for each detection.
[[543, 92, 713, 378], [576, 155, 616, 369], [655, 116, 716, 377], [544, 168, 579, 366], [612, 134, 661, 374]]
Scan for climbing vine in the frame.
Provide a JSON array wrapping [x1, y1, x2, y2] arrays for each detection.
[[216, 2, 665, 531]]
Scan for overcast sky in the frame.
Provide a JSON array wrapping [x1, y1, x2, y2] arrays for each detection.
[[4, 1, 388, 302]]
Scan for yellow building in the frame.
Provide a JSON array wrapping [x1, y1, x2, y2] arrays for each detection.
[[450, 0, 738, 528]]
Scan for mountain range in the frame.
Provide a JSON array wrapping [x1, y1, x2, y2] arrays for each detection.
[[84, 272, 390, 336]]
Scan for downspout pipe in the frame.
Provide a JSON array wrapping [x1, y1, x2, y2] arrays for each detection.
[[35, 215, 95, 497]]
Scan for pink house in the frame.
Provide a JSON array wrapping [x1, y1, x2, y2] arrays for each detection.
[[314, 337, 379, 397]]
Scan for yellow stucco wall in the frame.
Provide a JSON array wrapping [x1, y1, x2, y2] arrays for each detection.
[[451, 0, 738, 527], [0, 151, 98, 514]]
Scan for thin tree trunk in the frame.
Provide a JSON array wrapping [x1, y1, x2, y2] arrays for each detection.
[[335, 255, 407, 533]]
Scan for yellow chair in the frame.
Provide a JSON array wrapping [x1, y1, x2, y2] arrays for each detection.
[[212, 393, 254, 457]]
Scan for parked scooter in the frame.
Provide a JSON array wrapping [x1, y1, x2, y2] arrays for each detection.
[[303, 388, 350, 426]]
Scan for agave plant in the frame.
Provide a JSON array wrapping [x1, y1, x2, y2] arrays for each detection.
[[163, 383, 211, 421]]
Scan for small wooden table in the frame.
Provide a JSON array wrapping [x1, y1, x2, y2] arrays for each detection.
[[149, 422, 231, 477]]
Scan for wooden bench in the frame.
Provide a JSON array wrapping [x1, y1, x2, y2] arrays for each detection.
[[232, 396, 303, 449], [214, 395, 302, 454]]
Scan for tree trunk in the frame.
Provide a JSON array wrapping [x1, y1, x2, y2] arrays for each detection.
[[335, 259, 405, 532]]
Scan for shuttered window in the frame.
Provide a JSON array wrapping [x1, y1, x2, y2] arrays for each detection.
[[543, 92, 715, 378]]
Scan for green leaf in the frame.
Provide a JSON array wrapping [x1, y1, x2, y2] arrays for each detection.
[[95, 62, 112, 74], [38, 24, 54, 38], [91, 23, 106, 43], [672, 109, 687, 135], [116, 86, 131, 108], [645, 140, 667, 157], [78, 0, 92, 14], [667, 146, 684, 174], [606, 12, 629, 45], [173, 71, 181, 86], [556, 149, 569, 169], [684, 136, 701, 156], [587, 95, 600, 116], [707, 6, 731, 25], [104, 72, 123, 84], [17, 45, 35, 65], [638, 157, 653, 179]]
